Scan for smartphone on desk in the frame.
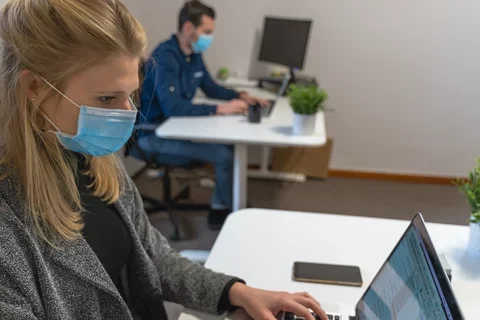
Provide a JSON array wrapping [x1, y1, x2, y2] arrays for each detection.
[[293, 262, 363, 287]]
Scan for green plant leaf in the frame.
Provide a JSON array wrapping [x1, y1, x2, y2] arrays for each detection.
[[458, 158, 480, 219], [287, 84, 328, 115]]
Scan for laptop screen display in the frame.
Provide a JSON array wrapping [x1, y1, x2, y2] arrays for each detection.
[[356, 225, 454, 320]]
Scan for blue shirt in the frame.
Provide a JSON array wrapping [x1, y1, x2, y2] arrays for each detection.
[[139, 35, 239, 131]]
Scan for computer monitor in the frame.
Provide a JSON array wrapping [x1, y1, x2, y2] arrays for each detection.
[[355, 214, 464, 320], [258, 17, 312, 70]]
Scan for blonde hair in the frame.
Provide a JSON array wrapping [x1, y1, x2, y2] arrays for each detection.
[[0, 0, 147, 246]]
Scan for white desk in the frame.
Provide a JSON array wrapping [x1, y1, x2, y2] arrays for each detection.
[[156, 89, 327, 211], [179, 209, 479, 320]]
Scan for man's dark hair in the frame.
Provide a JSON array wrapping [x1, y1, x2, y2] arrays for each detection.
[[178, 0, 216, 32]]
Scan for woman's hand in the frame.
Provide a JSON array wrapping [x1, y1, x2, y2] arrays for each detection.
[[229, 283, 328, 320]]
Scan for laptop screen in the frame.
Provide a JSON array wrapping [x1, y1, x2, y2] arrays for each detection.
[[355, 223, 454, 320]]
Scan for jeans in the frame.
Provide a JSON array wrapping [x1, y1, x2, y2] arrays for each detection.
[[135, 135, 233, 209]]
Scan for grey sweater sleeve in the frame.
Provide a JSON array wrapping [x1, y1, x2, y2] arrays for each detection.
[[0, 205, 40, 320], [0, 276, 39, 320], [124, 173, 236, 313]]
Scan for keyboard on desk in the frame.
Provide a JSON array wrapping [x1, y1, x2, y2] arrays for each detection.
[[282, 312, 342, 320], [260, 99, 276, 117]]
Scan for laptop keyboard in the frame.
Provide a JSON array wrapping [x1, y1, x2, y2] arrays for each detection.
[[260, 99, 276, 117], [261, 106, 272, 117], [282, 312, 342, 320]]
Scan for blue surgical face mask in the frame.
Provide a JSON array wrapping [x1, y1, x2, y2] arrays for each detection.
[[40, 77, 137, 157], [192, 33, 214, 53]]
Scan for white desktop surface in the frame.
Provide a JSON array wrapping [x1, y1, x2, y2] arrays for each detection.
[[155, 88, 326, 147], [179, 209, 479, 320], [155, 88, 327, 210]]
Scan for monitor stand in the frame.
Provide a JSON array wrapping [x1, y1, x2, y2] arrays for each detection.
[[257, 68, 295, 94]]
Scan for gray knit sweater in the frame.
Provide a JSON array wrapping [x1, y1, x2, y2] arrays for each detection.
[[0, 163, 234, 320]]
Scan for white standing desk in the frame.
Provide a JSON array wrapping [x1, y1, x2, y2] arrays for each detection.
[[179, 209, 479, 320], [155, 89, 327, 211]]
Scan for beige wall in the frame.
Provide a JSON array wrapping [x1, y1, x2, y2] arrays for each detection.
[[78, 1, 480, 176]]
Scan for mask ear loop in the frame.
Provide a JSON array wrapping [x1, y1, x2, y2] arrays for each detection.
[[30, 98, 46, 131], [39, 76, 81, 109], [36, 77, 81, 134], [31, 97, 63, 133], [42, 111, 62, 133], [32, 96, 89, 154], [128, 97, 138, 112], [132, 90, 152, 126]]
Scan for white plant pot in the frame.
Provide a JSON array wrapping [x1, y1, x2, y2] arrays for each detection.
[[466, 221, 480, 263], [292, 113, 317, 136]]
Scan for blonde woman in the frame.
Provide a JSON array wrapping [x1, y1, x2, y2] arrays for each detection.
[[0, 1, 327, 320]]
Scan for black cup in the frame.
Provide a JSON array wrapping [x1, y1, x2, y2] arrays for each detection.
[[248, 103, 262, 123]]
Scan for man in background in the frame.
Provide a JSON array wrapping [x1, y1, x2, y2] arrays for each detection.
[[139, 0, 268, 228]]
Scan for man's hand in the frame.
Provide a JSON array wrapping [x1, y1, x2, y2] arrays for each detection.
[[217, 99, 249, 115], [229, 283, 328, 320], [239, 92, 271, 108]]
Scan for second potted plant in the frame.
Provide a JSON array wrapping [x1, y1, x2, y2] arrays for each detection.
[[217, 67, 229, 81], [456, 159, 480, 265], [288, 84, 328, 136]]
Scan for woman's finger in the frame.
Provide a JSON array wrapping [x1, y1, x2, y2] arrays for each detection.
[[280, 299, 316, 320], [291, 296, 328, 320], [293, 292, 321, 307], [254, 309, 278, 320]]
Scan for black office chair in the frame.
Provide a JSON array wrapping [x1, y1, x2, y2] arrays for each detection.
[[125, 125, 211, 241]]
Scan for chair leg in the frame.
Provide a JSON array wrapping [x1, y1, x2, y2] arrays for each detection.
[[142, 195, 167, 208], [131, 165, 150, 181], [162, 169, 183, 240], [163, 168, 173, 202], [173, 185, 190, 202], [140, 194, 184, 241], [171, 185, 210, 210], [170, 203, 211, 211], [141, 169, 210, 241], [167, 207, 182, 241]]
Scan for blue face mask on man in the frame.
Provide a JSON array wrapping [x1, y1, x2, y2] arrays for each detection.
[[192, 33, 214, 53], [40, 77, 137, 157]]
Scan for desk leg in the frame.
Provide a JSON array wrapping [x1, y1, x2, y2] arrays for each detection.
[[247, 147, 307, 182], [260, 146, 270, 172], [233, 144, 248, 211]]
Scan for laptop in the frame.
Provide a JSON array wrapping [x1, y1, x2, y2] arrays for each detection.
[[281, 213, 464, 320], [261, 73, 292, 118]]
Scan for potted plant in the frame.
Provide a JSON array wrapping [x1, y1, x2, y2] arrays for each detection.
[[288, 84, 328, 136], [217, 67, 229, 81], [456, 159, 480, 263]]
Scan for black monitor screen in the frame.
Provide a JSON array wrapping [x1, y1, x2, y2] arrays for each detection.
[[258, 17, 312, 69], [356, 220, 457, 320]]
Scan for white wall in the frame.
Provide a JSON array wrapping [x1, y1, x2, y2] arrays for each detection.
[[124, 0, 480, 177]]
